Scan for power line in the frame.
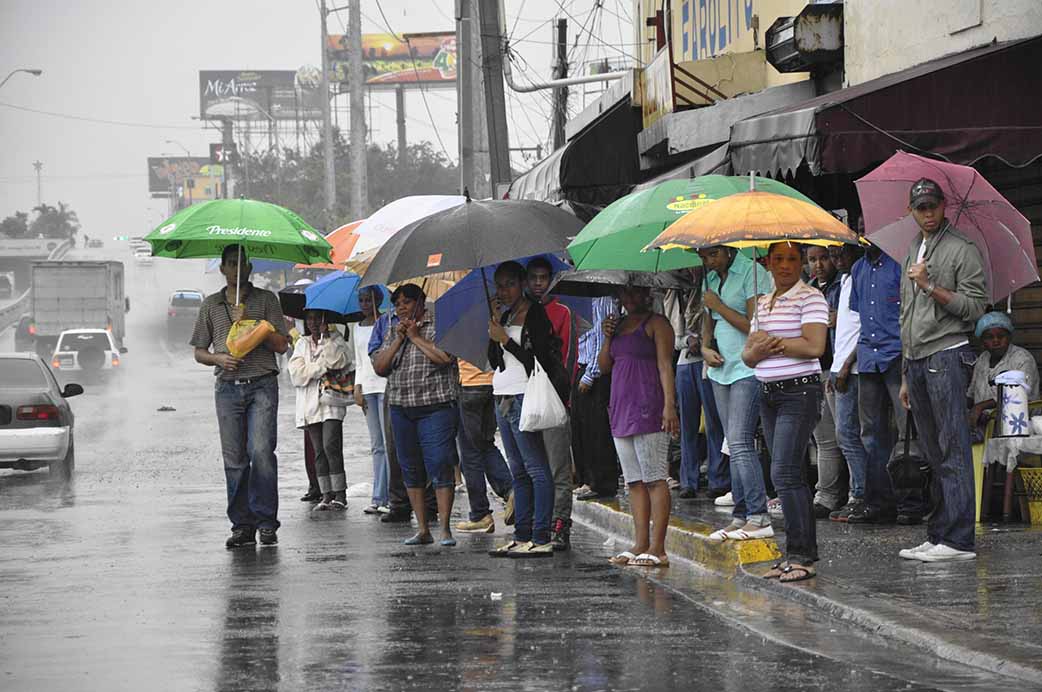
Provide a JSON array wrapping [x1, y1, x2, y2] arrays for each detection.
[[373, 0, 404, 41], [0, 102, 201, 131]]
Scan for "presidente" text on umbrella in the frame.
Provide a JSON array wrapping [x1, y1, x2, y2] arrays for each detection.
[[206, 226, 274, 237]]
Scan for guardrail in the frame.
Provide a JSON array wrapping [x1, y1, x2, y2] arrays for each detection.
[[0, 238, 73, 334]]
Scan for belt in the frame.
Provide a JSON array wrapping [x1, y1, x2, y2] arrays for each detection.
[[761, 374, 820, 393], [224, 373, 275, 386]]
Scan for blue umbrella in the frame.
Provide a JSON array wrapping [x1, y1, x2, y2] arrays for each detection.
[[434, 255, 592, 369], [304, 270, 390, 322]]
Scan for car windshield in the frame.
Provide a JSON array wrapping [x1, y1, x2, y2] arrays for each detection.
[[0, 359, 47, 387], [58, 333, 111, 352], [171, 294, 202, 307]]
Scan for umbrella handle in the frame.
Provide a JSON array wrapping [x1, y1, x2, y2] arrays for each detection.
[[480, 266, 494, 318]]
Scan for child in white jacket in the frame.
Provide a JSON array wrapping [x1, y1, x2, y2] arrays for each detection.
[[289, 310, 353, 510]]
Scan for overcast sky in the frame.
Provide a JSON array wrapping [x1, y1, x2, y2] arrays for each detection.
[[0, 0, 633, 233]]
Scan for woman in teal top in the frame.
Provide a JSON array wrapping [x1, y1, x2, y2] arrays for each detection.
[[699, 247, 775, 541]]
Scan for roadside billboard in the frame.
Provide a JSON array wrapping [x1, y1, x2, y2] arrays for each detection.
[[327, 32, 457, 90], [147, 157, 219, 196], [198, 68, 323, 120]]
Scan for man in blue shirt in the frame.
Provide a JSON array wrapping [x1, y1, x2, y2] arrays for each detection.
[[848, 242, 925, 524]]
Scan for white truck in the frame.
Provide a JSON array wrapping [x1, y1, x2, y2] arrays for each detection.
[[29, 261, 128, 357]]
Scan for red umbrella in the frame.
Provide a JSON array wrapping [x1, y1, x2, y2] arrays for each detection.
[[295, 220, 364, 269], [855, 151, 1037, 303]]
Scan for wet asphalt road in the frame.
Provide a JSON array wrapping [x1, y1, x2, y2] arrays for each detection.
[[0, 247, 958, 691]]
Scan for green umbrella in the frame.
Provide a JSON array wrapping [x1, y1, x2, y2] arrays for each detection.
[[566, 175, 814, 272], [145, 198, 332, 303]]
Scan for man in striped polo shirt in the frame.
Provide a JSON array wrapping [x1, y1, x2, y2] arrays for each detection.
[[191, 244, 290, 549]]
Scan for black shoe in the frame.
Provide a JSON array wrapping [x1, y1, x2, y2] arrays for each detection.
[[258, 528, 278, 546], [706, 488, 730, 500], [225, 528, 256, 549], [896, 513, 923, 525], [381, 510, 412, 523], [847, 505, 897, 524], [678, 487, 698, 499], [550, 518, 571, 552], [300, 489, 322, 502], [813, 503, 833, 520], [577, 490, 615, 502]]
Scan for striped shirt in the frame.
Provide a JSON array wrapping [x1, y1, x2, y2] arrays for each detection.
[[190, 283, 288, 380], [753, 281, 829, 382]]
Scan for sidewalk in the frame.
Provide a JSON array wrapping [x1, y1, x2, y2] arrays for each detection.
[[571, 491, 1042, 685]]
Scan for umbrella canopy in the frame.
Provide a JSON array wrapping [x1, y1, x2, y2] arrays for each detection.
[[350, 195, 466, 258], [549, 269, 692, 298], [303, 271, 391, 323], [434, 255, 593, 369], [145, 198, 332, 265], [205, 257, 295, 274], [277, 279, 312, 321], [648, 190, 859, 251], [359, 198, 584, 288], [567, 175, 814, 272], [296, 220, 364, 270], [855, 151, 1038, 302]]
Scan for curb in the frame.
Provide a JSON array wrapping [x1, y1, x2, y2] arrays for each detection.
[[572, 496, 1042, 686], [571, 497, 781, 575]]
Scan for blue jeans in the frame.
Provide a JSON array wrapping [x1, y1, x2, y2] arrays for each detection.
[[696, 364, 727, 490], [364, 393, 389, 507], [676, 362, 702, 490], [905, 347, 976, 552], [830, 373, 867, 500], [495, 394, 553, 544], [389, 403, 459, 490], [458, 386, 513, 521], [761, 383, 821, 565], [215, 375, 280, 531], [712, 377, 767, 521]]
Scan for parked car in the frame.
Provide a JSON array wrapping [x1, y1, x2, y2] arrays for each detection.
[[14, 314, 34, 352], [0, 352, 82, 478], [50, 329, 126, 375], [133, 247, 153, 265], [166, 289, 204, 342]]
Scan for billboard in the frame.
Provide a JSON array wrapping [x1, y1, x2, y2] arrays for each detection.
[[199, 69, 324, 121], [147, 157, 220, 196], [327, 32, 457, 89]]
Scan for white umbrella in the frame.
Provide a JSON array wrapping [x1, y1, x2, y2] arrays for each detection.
[[349, 195, 466, 257]]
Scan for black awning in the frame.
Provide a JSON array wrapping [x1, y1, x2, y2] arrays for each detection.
[[729, 36, 1042, 176]]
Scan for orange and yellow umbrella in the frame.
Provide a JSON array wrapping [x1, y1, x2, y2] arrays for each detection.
[[647, 190, 859, 252]]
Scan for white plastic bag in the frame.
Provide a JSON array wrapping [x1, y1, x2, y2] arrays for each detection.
[[519, 358, 568, 432]]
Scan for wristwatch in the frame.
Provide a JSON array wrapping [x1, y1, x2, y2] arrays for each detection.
[[926, 282, 936, 296]]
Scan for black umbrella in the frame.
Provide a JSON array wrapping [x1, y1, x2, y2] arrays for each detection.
[[548, 269, 692, 298], [277, 281, 348, 324], [359, 197, 585, 289]]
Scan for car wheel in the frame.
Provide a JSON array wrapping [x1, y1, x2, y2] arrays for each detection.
[[50, 437, 74, 480]]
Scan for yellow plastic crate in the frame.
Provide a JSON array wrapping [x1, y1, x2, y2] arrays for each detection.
[[1016, 468, 1042, 525]]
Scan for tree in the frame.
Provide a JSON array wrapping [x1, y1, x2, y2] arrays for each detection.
[[0, 211, 30, 238], [30, 202, 80, 240]]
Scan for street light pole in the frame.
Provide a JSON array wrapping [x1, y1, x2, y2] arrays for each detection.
[[32, 161, 42, 206], [0, 68, 42, 91], [319, 0, 338, 229]]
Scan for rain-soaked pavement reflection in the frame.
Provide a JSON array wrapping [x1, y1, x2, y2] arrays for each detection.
[[1, 249, 943, 691]]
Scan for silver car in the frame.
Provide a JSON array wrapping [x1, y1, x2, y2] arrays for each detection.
[[0, 353, 82, 479]]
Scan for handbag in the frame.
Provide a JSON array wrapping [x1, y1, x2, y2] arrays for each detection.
[[887, 415, 930, 490], [319, 368, 355, 408], [519, 357, 568, 432]]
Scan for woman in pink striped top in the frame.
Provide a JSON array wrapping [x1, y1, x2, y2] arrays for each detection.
[[742, 242, 829, 583]]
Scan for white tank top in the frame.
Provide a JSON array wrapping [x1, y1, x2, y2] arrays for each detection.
[[492, 326, 528, 395]]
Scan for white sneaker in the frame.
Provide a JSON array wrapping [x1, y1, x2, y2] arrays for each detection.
[[898, 541, 935, 560], [714, 491, 735, 507], [915, 544, 976, 562], [725, 522, 775, 540]]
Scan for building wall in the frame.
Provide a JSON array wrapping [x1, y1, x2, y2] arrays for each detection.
[[634, 0, 808, 87], [845, 0, 1042, 85]]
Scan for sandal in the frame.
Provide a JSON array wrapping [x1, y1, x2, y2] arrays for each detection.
[[762, 561, 789, 579], [609, 551, 637, 565], [630, 553, 670, 568], [779, 563, 816, 583], [328, 500, 347, 511]]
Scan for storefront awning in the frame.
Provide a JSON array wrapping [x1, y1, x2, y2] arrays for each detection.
[[635, 142, 732, 191], [729, 36, 1042, 176], [507, 100, 641, 208]]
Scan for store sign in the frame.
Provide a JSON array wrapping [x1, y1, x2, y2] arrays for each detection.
[[642, 48, 676, 129]]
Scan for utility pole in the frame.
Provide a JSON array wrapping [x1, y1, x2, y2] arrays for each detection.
[[319, 0, 337, 227], [456, 0, 474, 195], [551, 19, 568, 150], [476, 0, 511, 198], [395, 84, 407, 171], [347, 0, 368, 219], [32, 160, 42, 206], [221, 118, 235, 198]]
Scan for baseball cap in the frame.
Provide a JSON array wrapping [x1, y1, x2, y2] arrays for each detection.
[[909, 178, 945, 208]]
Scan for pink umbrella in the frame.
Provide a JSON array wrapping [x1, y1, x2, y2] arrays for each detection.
[[855, 151, 1037, 303]]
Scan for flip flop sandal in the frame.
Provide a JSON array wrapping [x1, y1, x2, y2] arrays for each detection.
[[609, 551, 637, 565], [630, 553, 670, 568], [488, 540, 518, 557], [328, 500, 347, 511], [779, 564, 816, 583], [762, 561, 789, 579], [312, 501, 332, 512]]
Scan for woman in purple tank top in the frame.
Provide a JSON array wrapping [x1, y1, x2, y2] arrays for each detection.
[[598, 284, 679, 568]]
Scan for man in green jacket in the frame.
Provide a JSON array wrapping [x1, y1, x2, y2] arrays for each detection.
[[897, 178, 987, 563]]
